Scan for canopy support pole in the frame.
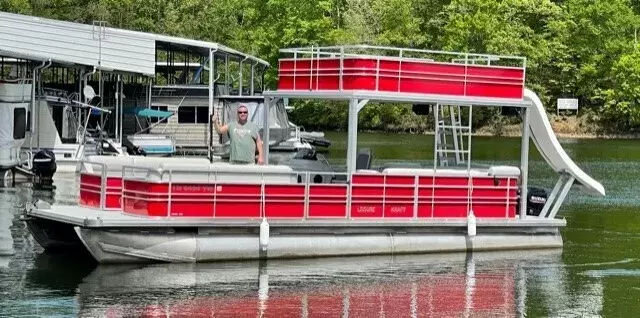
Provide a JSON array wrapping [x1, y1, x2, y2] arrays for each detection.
[[347, 99, 369, 176], [519, 106, 530, 219], [207, 48, 217, 162], [262, 97, 280, 165]]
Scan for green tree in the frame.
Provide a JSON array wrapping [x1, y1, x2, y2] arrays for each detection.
[[0, 0, 32, 14], [436, 0, 566, 106], [596, 51, 640, 131]]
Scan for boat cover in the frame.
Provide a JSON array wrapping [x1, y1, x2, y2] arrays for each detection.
[[124, 107, 174, 118]]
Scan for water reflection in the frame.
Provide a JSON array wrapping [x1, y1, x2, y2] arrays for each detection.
[[4, 134, 635, 316], [67, 250, 575, 317], [0, 189, 17, 258]]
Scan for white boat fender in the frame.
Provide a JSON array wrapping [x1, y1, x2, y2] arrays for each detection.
[[467, 210, 476, 237], [259, 218, 269, 251]]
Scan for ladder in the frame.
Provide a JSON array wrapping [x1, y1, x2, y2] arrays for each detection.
[[434, 104, 472, 167]]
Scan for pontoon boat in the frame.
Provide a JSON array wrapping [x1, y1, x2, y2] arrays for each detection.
[[24, 46, 605, 263]]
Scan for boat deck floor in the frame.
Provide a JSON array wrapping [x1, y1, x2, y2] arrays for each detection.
[[26, 204, 566, 229]]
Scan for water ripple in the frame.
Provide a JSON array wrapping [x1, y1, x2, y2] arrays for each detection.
[[581, 269, 640, 278]]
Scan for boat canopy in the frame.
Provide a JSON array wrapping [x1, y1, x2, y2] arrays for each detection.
[[124, 107, 173, 119], [223, 100, 290, 130]]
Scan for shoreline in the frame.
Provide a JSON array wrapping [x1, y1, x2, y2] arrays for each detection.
[[334, 126, 640, 139], [322, 116, 639, 139], [476, 131, 640, 139]]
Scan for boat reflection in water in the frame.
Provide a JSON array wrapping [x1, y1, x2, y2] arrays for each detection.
[[72, 249, 596, 317], [0, 190, 16, 267]]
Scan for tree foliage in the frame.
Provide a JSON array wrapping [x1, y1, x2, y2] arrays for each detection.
[[3, 0, 640, 132]]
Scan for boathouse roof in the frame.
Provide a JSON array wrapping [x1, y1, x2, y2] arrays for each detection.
[[0, 11, 268, 76]]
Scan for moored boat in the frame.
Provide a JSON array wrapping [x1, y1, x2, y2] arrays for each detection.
[[24, 46, 604, 263]]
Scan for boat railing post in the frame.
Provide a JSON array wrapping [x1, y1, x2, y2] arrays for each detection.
[[309, 45, 314, 90], [505, 177, 511, 218], [375, 56, 380, 92], [167, 169, 172, 217], [382, 174, 386, 218], [261, 172, 265, 219], [121, 165, 127, 209], [397, 49, 403, 92], [99, 162, 106, 210], [213, 170, 218, 218], [413, 175, 419, 220], [315, 47, 320, 90], [466, 105, 473, 217], [521, 58, 527, 96], [464, 53, 469, 96], [304, 171, 310, 221], [293, 50, 297, 90], [347, 172, 352, 221], [339, 47, 344, 91]]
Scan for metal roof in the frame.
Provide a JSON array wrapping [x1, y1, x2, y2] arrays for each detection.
[[0, 11, 269, 76], [153, 34, 269, 67], [0, 11, 156, 75]]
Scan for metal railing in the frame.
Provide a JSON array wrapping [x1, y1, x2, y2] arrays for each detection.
[[80, 161, 519, 221], [278, 45, 527, 98]]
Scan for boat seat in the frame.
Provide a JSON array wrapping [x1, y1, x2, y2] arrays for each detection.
[[356, 148, 372, 170], [381, 166, 520, 178], [487, 166, 521, 177], [82, 156, 210, 176], [139, 162, 296, 184], [355, 169, 379, 174]]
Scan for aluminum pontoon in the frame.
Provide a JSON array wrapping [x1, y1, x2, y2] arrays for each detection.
[[24, 46, 604, 263]]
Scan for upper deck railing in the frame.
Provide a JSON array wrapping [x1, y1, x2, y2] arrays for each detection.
[[277, 45, 527, 100]]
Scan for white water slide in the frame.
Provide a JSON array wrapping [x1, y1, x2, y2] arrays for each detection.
[[524, 88, 605, 197]]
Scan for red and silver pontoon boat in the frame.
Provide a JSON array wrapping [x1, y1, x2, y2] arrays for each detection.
[[24, 46, 605, 263]]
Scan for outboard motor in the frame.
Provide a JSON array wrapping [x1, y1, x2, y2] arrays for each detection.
[[526, 187, 548, 216], [32, 149, 57, 186]]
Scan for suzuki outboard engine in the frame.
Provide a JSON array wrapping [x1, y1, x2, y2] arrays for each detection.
[[526, 187, 548, 216], [516, 187, 548, 216], [32, 149, 57, 186]]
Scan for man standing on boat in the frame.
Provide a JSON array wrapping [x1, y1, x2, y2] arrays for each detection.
[[212, 104, 264, 164]]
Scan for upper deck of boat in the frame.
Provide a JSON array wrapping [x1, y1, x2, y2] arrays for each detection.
[[264, 45, 530, 108]]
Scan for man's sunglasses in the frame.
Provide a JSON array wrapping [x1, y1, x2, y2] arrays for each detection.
[[238, 111, 248, 114]]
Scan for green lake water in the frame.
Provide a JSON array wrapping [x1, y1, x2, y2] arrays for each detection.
[[0, 132, 638, 317]]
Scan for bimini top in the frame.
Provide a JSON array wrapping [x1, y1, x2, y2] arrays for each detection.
[[0, 11, 268, 76]]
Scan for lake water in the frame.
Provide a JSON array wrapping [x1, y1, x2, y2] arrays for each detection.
[[0, 132, 639, 317]]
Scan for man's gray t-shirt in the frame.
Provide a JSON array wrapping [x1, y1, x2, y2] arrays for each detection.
[[228, 121, 259, 163]]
